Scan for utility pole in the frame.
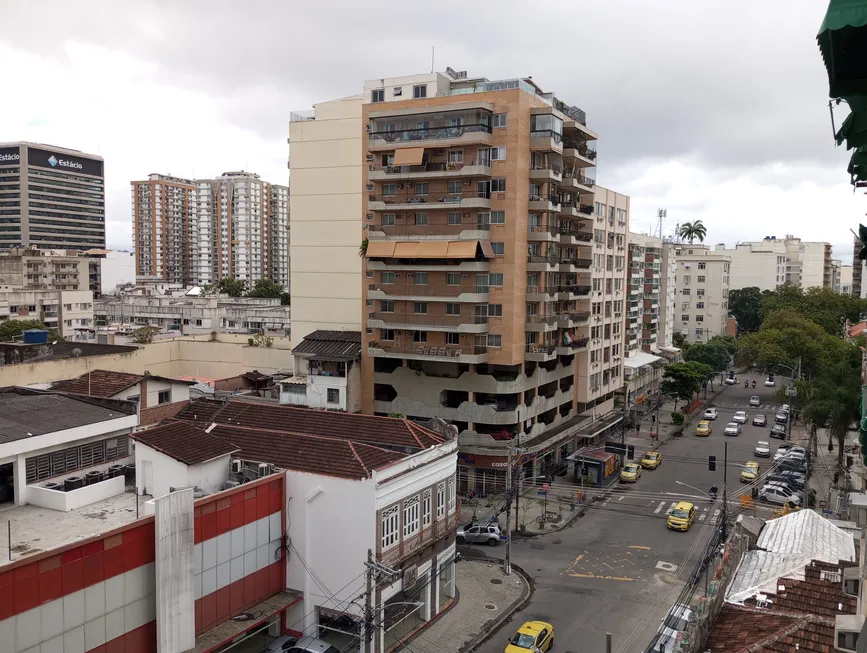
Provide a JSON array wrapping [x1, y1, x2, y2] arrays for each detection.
[[504, 446, 513, 575], [722, 441, 728, 540], [363, 550, 399, 653], [606, 632, 612, 653]]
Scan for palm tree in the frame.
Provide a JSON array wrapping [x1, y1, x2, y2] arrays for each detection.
[[801, 359, 861, 471], [678, 221, 707, 244]]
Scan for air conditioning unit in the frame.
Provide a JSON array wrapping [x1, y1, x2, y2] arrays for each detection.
[[258, 463, 273, 477], [366, 154, 374, 161], [461, 273, 469, 279], [231, 459, 242, 474], [464, 180, 472, 186], [396, 183, 403, 189], [366, 184, 374, 191]]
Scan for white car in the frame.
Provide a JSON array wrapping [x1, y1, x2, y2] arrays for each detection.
[[704, 407, 719, 420], [774, 445, 805, 461], [266, 637, 341, 653], [732, 411, 748, 424], [760, 484, 801, 506], [765, 378, 776, 387], [724, 422, 741, 436], [754, 441, 771, 457], [749, 396, 761, 407], [724, 375, 737, 385]]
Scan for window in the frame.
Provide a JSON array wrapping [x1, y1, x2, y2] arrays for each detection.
[[381, 505, 399, 549], [413, 84, 427, 99], [487, 334, 502, 347], [327, 388, 340, 404], [696, 289, 705, 297], [448, 212, 462, 225], [381, 272, 395, 284], [393, 87, 402, 97], [683, 275, 691, 284], [414, 302, 427, 314], [595, 202, 605, 216], [446, 303, 460, 315], [448, 150, 463, 163], [371, 89, 384, 103], [127, 395, 139, 404], [489, 273, 504, 286], [436, 483, 446, 518], [381, 329, 395, 341], [382, 184, 397, 196], [491, 147, 506, 161], [486, 210, 504, 225], [422, 489, 432, 527], [414, 212, 428, 226], [447, 478, 455, 511], [697, 276, 705, 283], [414, 272, 428, 285], [682, 288, 691, 295], [696, 302, 705, 309], [838, 632, 859, 651], [698, 262, 706, 270], [446, 273, 461, 285], [381, 213, 395, 226], [413, 331, 427, 343], [491, 179, 506, 193], [696, 315, 704, 322], [681, 315, 690, 323], [477, 148, 491, 166], [447, 181, 463, 194], [401, 495, 420, 537], [492, 242, 504, 255], [681, 302, 690, 310], [488, 304, 503, 317], [415, 182, 429, 195], [492, 113, 507, 128], [158, 390, 171, 405], [446, 332, 460, 345]]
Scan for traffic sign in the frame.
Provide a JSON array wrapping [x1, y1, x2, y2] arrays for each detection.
[[605, 441, 627, 455]]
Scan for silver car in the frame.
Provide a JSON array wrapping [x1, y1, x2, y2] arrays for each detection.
[[749, 396, 761, 407], [266, 637, 341, 653], [760, 483, 801, 506], [732, 411, 747, 424], [456, 523, 502, 546], [724, 422, 741, 436], [754, 441, 771, 457]]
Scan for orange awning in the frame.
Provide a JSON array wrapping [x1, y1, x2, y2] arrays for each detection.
[[393, 242, 421, 258], [365, 241, 395, 257], [417, 241, 450, 257], [446, 241, 479, 259], [479, 240, 496, 258], [393, 147, 425, 166]]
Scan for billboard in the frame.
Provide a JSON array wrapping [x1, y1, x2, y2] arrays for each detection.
[[0, 147, 20, 166], [26, 146, 104, 177]]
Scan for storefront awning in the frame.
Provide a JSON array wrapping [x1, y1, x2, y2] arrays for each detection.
[[446, 241, 479, 258], [393, 147, 426, 166], [366, 241, 396, 257], [817, 0, 867, 98]]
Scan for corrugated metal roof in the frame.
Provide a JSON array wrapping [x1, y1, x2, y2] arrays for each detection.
[[291, 330, 362, 360]]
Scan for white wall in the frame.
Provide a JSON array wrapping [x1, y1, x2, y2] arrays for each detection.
[[187, 456, 230, 496], [27, 475, 125, 511], [306, 375, 348, 410], [99, 250, 137, 294], [135, 443, 189, 498]]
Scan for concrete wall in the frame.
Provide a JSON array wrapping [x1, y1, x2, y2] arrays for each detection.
[[187, 457, 230, 497], [713, 244, 784, 292], [99, 251, 136, 294], [27, 475, 125, 512], [136, 444, 190, 498]]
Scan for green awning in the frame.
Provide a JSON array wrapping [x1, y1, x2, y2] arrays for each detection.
[[848, 146, 867, 182], [836, 108, 867, 149], [817, 0, 867, 98]]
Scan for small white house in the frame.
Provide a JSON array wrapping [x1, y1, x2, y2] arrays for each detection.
[[280, 331, 361, 412]]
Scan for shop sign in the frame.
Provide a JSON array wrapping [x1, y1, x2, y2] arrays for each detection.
[[604, 455, 616, 478]]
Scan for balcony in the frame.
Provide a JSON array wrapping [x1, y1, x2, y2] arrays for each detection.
[[368, 161, 492, 181], [529, 130, 563, 153], [368, 124, 493, 151], [559, 228, 593, 246], [527, 254, 559, 272], [369, 191, 491, 212], [562, 139, 598, 167], [528, 194, 562, 212], [557, 284, 592, 300], [378, 510, 458, 566], [526, 285, 557, 302], [525, 314, 558, 332], [529, 164, 563, 183], [525, 343, 557, 361], [527, 225, 559, 243], [556, 336, 590, 356], [368, 311, 489, 333], [369, 222, 491, 240], [558, 311, 591, 328], [368, 341, 488, 364], [559, 258, 593, 272], [367, 282, 489, 302]]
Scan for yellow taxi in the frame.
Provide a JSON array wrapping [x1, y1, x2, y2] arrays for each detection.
[[695, 420, 712, 436], [640, 451, 662, 469], [505, 620, 555, 653], [740, 460, 760, 483], [666, 501, 696, 531], [620, 463, 642, 483]]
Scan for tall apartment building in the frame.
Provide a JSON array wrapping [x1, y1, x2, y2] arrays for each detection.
[[0, 142, 105, 250], [713, 242, 787, 291], [131, 172, 289, 289], [674, 245, 731, 344], [658, 242, 678, 348], [853, 235, 863, 298], [841, 264, 854, 295], [625, 233, 664, 355], [288, 98, 364, 346], [353, 69, 627, 488], [734, 236, 832, 290], [831, 259, 842, 293]]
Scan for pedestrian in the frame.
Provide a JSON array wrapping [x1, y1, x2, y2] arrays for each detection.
[[651, 414, 656, 424]]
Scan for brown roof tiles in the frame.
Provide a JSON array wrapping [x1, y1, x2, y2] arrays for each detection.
[[132, 421, 241, 466], [53, 369, 146, 398]]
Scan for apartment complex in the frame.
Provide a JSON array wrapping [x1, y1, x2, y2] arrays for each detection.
[[832, 259, 842, 293], [0, 248, 89, 291], [713, 242, 787, 291], [289, 99, 364, 346], [625, 232, 664, 355], [132, 172, 290, 290], [0, 141, 105, 250], [0, 288, 93, 339], [674, 244, 731, 344], [658, 242, 678, 348], [732, 236, 832, 290], [853, 234, 863, 298]]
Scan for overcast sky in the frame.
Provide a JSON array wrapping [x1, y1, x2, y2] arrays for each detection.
[[2, 0, 862, 261]]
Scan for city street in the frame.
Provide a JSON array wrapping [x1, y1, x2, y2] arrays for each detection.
[[471, 372, 790, 653]]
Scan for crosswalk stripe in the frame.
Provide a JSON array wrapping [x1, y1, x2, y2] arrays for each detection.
[[699, 513, 706, 521], [665, 501, 677, 515], [654, 501, 665, 514]]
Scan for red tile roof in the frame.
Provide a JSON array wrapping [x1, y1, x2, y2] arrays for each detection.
[[132, 421, 241, 466], [849, 321, 867, 338], [53, 369, 145, 398], [174, 399, 447, 450]]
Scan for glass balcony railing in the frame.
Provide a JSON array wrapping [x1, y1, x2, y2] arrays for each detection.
[[369, 124, 492, 145]]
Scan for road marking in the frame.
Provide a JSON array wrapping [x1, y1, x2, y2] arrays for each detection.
[[699, 513, 706, 521], [665, 502, 677, 515], [656, 561, 678, 572], [712, 509, 720, 518], [654, 501, 665, 514], [628, 545, 651, 550], [570, 554, 584, 566], [568, 572, 636, 581]]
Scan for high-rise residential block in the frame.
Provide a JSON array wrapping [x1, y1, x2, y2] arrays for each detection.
[[852, 235, 863, 298], [658, 241, 679, 348], [0, 142, 105, 250], [713, 242, 787, 291], [831, 259, 842, 293], [131, 172, 289, 290], [355, 69, 627, 487], [625, 232, 665, 354], [673, 244, 731, 344], [730, 236, 832, 290]]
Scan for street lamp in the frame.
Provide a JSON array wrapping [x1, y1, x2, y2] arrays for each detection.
[[675, 480, 713, 499]]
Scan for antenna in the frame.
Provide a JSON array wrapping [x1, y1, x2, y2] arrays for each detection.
[[657, 208, 667, 239], [431, 46, 435, 73]]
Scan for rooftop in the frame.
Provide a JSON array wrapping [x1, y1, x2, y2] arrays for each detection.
[[132, 421, 241, 466], [292, 330, 362, 360], [3, 340, 139, 362], [52, 369, 188, 398], [175, 399, 448, 451]]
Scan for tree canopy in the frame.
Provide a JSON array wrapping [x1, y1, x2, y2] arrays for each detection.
[[661, 360, 713, 401], [247, 279, 284, 299], [678, 221, 707, 244], [684, 340, 730, 373], [728, 287, 766, 333], [760, 284, 866, 337], [0, 319, 60, 343], [208, 277, 247, 297]]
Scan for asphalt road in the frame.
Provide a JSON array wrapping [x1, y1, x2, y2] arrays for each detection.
[[471, 373, 790, 653]]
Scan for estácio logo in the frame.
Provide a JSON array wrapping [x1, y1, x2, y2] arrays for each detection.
[[0, 153, 19, 163]]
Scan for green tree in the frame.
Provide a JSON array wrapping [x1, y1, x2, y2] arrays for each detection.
[[130, 326, 160, 344], [661, 361, 713, 408], [247, 279, 284, 299], [678, 220, 707, 244], [208, 277, 246, 297], [728, 287, 765, 333], [684, 341, 730, 375], [0, 319, 60, 343], [708, 334, 738, 358], [761, 284, 867, 337], [672, 332, 687, 348]]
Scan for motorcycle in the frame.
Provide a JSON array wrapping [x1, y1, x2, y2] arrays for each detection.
[[752, 381, 756, 389], [744, 380, 749, 388], [709, 486, 718, 500]]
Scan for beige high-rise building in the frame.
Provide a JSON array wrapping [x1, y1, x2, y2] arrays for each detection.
[[674, 244, 731, 344], [734, 236, 832, 290], [341, 69, 628, 488], [713, 242, 787, 292]]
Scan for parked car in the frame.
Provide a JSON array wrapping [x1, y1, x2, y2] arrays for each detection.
[[767, 473, 805, 492], [266, 636, 341, 653], [775, 412, 789, 424], [704, 407, 719, 420], [749, 395, 761, 407], [774, 444, 804, 460], [780, 404, 791, 413], [770, 424, 787, 439], [754, 441, 771, 457], [732, 411, 748, 424], [640, 451, 662, 469], [765, 377, 776, 387], [740, 460, 760, 483], [456, 523, 503, 546], [752, 414, 767, 427], [506, 621, 555, 653], [652, 604, 693, 653], [760, 484, 801, 506], [724, 422, 741, 436]]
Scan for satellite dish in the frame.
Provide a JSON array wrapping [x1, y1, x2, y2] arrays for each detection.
[[71, 348, 82, 358]]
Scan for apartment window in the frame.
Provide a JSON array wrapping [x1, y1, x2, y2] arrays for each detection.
[[491, 179, 506, 193], [595, 202, 605, 216], [382, 213, 395, 226], [696, 302, 705, 309], [604, 323, 611, 339], [422, 489, 432, 528], [381, 505, 399, 549], [681, 315, 690, 323], [327, 388, 340, 404], [448, 212, 462, 225], [447, 479, 455, 511], [446, 332, 460, 345], [698, 262, 706, 270], [402, 495, 420, 537], [682, 288, 690, 295], [413, 331, 427, 343], [615, 278, 623, 291], [697, 275, 706, 283], [681, 302, 690, 310], [683, 275, 691, 284], [446, 303, 460, 315], [414, 302, 427, 314], [382, 184, 397, 196], [414, 272, 428, 285], [446, 273, 461, 285], [487, 334, 502, 347], [371, 89, 384, 103], [413, 84, 427, 99], [393, 87, 402, 97], [490, 273, 504, 286], [477, 148, 491, 166], [606, 255, 613, 271], [415, 182, 429, 195], [592, 278, 601, 292], [696, 289, 705, 297], [448, 150, 463, 163], [381, 272, 395, 284], [381, 329, 395, 341], [447, 181, 463, 194], [489, 210, 505, 224], [609, 206, 615, 220], [436, 483, 446, 518], [488, 304, 503, 317], [492, 242, 504, 255], [492, 113, 507, 128], [491, 147, 506, 161]]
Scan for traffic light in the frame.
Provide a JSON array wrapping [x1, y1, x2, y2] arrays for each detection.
[[627, 445, 635, 460], [709, 455, 717, 471]]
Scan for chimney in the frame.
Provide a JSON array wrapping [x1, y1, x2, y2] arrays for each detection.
[[140, 377, 148, 410]]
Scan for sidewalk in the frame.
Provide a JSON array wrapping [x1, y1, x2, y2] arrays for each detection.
[[400, 559, 530, 653]]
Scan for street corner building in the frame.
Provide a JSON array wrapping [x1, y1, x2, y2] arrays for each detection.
[[0, 394, 459, 653]]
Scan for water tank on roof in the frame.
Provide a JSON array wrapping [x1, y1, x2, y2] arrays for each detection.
[[23, 329, 49, 344]]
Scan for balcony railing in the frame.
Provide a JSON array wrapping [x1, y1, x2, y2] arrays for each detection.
[[370, 341, 487, 359], [370, 190, 491, 206], [528, 225, 559, 237], [559, 284, 592, 295], [368, 283, 473, 298], [531, 163, 563, 175], [578, 204, 594, 215], [566, 311, 591, 322], [527, 254, 558, 265], [378, 510, 458, 566], [369, 124, 492, 145], [559, 226, 593, 241], [370, 312, 488, 327], [530, 130, 563, 144], [372, 161, 482, 175], [526, 314, 558, 326], [375, 223, 489, 237], [561, 258, 593, 269], [563, 140, 598, 161], [526, 343, 556, 355]]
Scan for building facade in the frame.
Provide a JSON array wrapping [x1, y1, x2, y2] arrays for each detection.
[[131, 172, 290, 290], [0, 288, 93, 339], [289, 98, 364, 346], [673, 244, 731, 344], [0, 248, 90, 291], [713, 243, 787, 291], [626, 232, 663, 355], [734, 236, 832, 290], [353, 69, 627, 488], [658, 241, 678, 348], [0, 142, 105, 250]]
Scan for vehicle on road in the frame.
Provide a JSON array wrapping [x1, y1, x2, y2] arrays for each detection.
[[653, 605, 693, 653], [749, 395, 761, 407], [620, 463, 642, 483], [781, 404, 791, 413], [667, 502, 696, 531], [456, 523, 503, 546], [732, 411, 748, 424], [740, 460, 760, 482], [767, 473, 805, 492], [754, 441, 771, 457], [775, 412, 789, 424], [506, 620, 555, 653], [760, 483, 801, 506], [695, 420, 712, 437], [774, 444, 804, 460], [640, 451, 662, 469], [266, 636, 341, 653], [704, 407, 719, 420], [770, 424, 787, 439], [752, 414, 767, 426], [765, 377, 776, 387], [724, 422, 741, 436], [725, 373, 737, 385]]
